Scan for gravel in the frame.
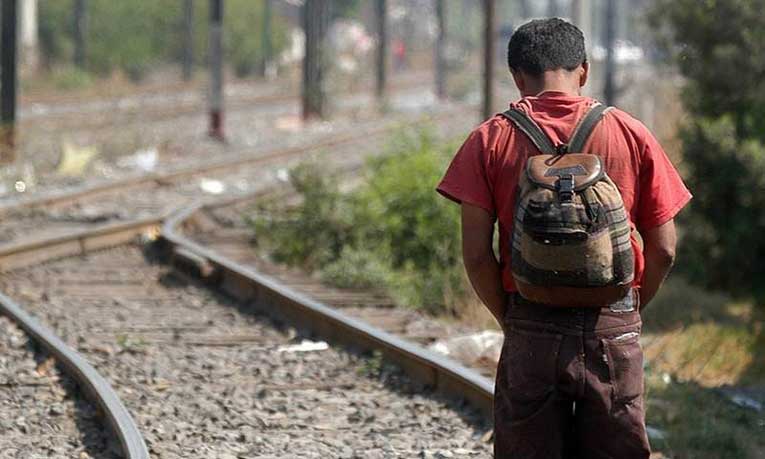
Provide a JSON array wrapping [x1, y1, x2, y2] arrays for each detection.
[[0, 245, 493, 458], [0, 316, 120, 459], [0, 106, 471, 250]]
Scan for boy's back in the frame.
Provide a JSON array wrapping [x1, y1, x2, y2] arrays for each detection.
[[436, 18, 690, 458]]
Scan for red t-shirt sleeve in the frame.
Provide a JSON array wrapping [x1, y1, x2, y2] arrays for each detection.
[[635, 127, 692, 230], [436, 129, 495, 216]]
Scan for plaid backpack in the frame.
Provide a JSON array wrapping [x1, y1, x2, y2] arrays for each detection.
[[502, 103, 634, 307]]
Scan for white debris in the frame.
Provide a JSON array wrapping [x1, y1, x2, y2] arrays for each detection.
[[428, 331, 503, 367], [728, 394, 763, 412], [234, 179, 250, 192], [199, 178, 226, 195], [646, 426, 667, 440], [117, 147, 158, 172], [276, 168, 290, 183], [277, 340, 329, 353]]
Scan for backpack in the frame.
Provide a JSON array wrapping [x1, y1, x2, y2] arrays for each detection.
[[502, 102, 634, 307]]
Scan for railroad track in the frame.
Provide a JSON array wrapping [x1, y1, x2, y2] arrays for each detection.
[[0, 103, 497, 457], [8, 75, 433, 202], [0, 106, 472, 271], [0, 315, 121, 459], [0, 244, 493, 458], [179, 194, 498, 381], [18, 72, 428, 131]]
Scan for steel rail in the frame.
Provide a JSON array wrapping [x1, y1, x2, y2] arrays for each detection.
[[161, 202, 496, 416], [0, 293, 150, 459], [0, 108, 460, 218], [0, 218, 162, 458], [0, 100, 485, 459], [0, 216, 163, 272], [18, 72, 429, 130]]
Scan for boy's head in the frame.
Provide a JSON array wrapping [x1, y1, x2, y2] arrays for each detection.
[[507, 18, 589, 96]]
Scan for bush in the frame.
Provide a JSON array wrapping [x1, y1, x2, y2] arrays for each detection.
[[650, 0, 765, 303], [38, 0, 289, 80], [250, 127, 467, 315], [675, 117, 765, 299], [250, 161, 356, 271], [51, 67, 94, 90]]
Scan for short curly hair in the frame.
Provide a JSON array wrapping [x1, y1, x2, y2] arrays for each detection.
[[507, 18, 586, 76]]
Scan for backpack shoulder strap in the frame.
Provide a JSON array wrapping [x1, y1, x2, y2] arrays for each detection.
[[501, 108, 556, 154], [567, 103, 613, 153]]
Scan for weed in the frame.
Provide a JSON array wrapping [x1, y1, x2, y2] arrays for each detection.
[[646, 374, 765, 458], [250, 126, 468, 315], [358, 350, 384, 378]]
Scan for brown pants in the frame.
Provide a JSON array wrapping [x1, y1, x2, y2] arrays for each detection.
[[494, 291, 651, 459]]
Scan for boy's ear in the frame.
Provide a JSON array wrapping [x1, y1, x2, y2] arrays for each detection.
[[579, 61, 589, 88], [511, 70, 526, 93]]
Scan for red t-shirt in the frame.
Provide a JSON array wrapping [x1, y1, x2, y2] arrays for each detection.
[[437, 91, 692, 292]]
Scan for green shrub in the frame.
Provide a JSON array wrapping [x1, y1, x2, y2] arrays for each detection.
[[675, 116, 765, 300], [38, 0, 289, 80], [51, 66, 94, 90], [224, 0, 289, 77], [250, 161, 355, 271], [250, 127, 467, 315], [650, 0, 765, 303]]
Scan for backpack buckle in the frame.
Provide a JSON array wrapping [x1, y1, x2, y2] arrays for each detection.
[[557, 174, 575, 202]]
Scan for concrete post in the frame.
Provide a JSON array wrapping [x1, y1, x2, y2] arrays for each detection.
[[208, 0, 224, 140], [482, 0, 495, 120], [1, 0, 18, 162]]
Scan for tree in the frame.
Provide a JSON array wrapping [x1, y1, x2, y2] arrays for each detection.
[[650, 0, 765, 301]]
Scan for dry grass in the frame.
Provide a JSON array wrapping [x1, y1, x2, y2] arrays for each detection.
[[642, 276, 765, 458]]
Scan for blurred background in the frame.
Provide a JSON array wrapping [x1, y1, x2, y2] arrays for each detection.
[[1, 1, 763, 457]]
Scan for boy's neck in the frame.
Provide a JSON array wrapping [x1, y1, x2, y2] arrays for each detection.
[[520, 70, 583, 97]]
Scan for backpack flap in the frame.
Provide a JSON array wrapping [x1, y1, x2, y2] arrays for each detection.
[[525, 153, 604, 192]]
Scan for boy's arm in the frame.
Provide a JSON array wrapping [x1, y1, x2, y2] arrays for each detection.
[[639, 219, 677, 309], [461, 203, 507, 327]]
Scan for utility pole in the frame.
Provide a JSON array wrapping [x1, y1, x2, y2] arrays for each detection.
[[1, 0, 18, 163], [518, 0, 532, 18], [208, 0, 224, 140], [375, 0, 388, 102], [20, 0, 38, 73], [571, 0, 592, 51], [73, 0, 87, 69], [547, 0, 560, 17], [302, 0, 330, 120], [482, 0, 495, 120], [182, 0, 194, 81], [603, 0, 616, 105], [259, 0, 273, 78], [434, 0, 446, 99]]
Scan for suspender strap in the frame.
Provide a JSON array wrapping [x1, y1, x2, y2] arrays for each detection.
[[501, 108, 556, 154], [567, 103, 612, 153]]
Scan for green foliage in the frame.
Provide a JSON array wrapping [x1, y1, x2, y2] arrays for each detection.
[[357, 350, 384, 378], [251, 127, 466, 315], [650, 0, 765, 301], [251, 161, 356, 271], [676, 117, 765, 299], [645, 376, 765, 458], [225, 0, 289, 77], [331, 0, 363, 19], [650, 0, 765, 140], [50, 67, 94, 90], [38, 0, 288, 80]]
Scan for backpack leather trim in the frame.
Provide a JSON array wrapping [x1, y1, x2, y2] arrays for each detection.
[[526, 153, 605, 191]]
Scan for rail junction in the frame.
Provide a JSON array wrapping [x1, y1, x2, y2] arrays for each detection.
[[0, 90, 495, 458]]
